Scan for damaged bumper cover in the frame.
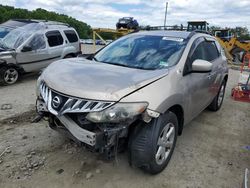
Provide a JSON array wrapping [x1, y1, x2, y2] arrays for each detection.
[[35, 82, 159, 155], [36, 98, 130, 152], [58, 115, 96, 146]]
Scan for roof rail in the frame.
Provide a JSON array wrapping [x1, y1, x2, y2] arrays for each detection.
[[187, 30, 213, 39], [141, 25, 187, 31], [43, 21, 70, 27], [11, 19, 70, 27]]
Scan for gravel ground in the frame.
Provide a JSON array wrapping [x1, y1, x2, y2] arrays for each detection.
[[0, 65, 249, 188]]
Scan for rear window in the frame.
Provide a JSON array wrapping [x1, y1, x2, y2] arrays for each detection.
[[46, 30, 63, 47], [64, 30, 78, 43]]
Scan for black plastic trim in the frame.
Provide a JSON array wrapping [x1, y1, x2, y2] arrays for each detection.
[[18, 55, 61, 65]]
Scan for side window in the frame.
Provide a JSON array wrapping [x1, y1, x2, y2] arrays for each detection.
[[64, 30, 78, 43], [183, 38, 206, 75], [46, 31, 63, 47], [27, 34, 46, 50], [190, 41, 207, 63], [203, 41, 220, 61]]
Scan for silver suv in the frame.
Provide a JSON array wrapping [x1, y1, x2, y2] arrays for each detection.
[[0, 20, 80, 85], [36, 31, 228, 174]]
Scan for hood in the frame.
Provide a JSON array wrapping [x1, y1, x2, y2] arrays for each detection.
[[42, 58, 169, 101]]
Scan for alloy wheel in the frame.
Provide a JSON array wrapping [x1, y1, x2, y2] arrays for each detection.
[[4, 68, 18, 85], [155, 122, 175, 165]]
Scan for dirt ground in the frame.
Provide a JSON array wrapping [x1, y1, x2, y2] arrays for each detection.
[[0, 68, 249, 188]]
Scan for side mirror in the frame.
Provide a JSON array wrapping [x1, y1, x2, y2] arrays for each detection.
[[192, 59, 212, 73], [21, 46, 32, 52]]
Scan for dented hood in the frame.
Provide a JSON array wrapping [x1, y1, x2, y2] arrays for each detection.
[[42, 58, 169, 101]]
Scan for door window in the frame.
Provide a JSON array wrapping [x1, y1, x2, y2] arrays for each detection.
[[190, 41, 207, 63], [64, 30, 78, 43], [190, 40, 220, 63], [203, 41, 220, 61], [184, 38, 219, 75], [46, 31, 63, 47], [27, 34, 46, 51]]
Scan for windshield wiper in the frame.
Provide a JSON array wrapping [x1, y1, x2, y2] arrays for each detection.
[[132, 67, 157, 70], [93, 57, 99, 62], [103, 62, 132, 68]]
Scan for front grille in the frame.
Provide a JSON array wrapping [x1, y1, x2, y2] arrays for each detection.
[[40, 81, 114, 116]]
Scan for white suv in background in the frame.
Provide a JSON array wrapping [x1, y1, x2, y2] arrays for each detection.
[[0, 20, 81, 85]]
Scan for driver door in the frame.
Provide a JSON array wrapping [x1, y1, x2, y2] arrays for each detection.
[[16, 33, 49, 72], [183, 37, 215, 121]]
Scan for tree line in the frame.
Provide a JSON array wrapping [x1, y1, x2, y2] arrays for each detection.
[[1, 4, 249, 40], [0, 5, 92, 39]]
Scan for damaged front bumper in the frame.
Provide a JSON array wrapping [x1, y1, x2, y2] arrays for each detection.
[[36, 98, 131, 158], [57, 115, 97, 146]]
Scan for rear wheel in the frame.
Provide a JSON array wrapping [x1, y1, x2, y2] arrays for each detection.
[[208, 80, 226, 111], [0, 66, 19, 85], [129, 111, 178, 174], [64, 54, 74, 59]]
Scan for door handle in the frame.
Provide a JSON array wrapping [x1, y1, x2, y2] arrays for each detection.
[[207, 72, 216, 79], [207, 74, 212, 79]]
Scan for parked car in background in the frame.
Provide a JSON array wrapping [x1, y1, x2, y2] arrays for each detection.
[[85, 39, 94, 44], [0, 20, 81, 85], [116, 17, 139, 30], [36, 30, 228, 174], [79, 39, 85, 44], [106, 39, 113, 44]]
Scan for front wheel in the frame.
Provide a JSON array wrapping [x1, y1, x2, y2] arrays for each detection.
[[128, 111, 178, 174], [0, 66, 19, 85]]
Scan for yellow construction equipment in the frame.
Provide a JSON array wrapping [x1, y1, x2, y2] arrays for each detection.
[[187, 21, 250, 64], [91, 21, 250, 65], [92, 28, 134, 52]]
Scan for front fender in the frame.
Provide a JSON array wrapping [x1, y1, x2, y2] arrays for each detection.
[[0, 59, 24, 73]]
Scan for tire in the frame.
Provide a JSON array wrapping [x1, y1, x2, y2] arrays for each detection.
[[0, 66, 19, 85], [128, 111, 178, 174], [116, 24, 121, 30], [208, 80, 226, 111], [64, 54, 74, 59]]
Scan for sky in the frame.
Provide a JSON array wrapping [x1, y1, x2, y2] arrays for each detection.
[[1, 0, 250, 30]]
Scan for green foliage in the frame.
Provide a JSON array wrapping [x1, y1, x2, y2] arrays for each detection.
[[0, 4, 92, 39]]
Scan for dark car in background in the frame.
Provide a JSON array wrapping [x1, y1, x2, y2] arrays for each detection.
[[116, 17, 139, 30]]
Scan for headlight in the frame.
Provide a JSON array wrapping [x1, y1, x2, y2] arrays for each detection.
[[86, 102, 148, 123], [36, 76, 42, 98]]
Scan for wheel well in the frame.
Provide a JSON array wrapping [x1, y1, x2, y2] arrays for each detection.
[[168, 105, 184, 135], [64, 53, 76, 58], [224, 74, 228, 83], [0, 63, 24, 74]]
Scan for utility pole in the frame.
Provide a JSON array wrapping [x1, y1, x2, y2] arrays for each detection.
[[164, 2, 168, 29]]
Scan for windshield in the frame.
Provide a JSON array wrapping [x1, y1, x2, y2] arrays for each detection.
[[0, 27, 11, 38], [1, 23, 45, 49], [94, 34, 186, 70]]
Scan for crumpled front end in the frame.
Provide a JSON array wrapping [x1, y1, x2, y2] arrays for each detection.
[[0, 50, 17, 65], [36, 81, 146, 159]]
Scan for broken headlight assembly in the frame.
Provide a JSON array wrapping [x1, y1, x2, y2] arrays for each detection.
[[36, 76, 43, 98], [86, 102, 148, 123]]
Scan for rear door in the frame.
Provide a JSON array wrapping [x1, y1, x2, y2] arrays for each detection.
[[45, 30, 65, 62], [202, 38, 222, 102], [63, 29, 80, 53]]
